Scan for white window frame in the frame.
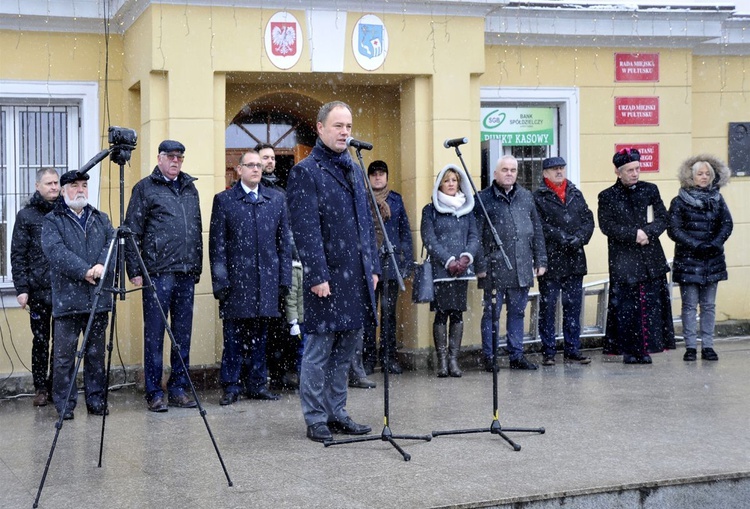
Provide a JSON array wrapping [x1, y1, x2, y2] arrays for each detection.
[[0, 80, 99, 305], [480, 86, 580, 185]]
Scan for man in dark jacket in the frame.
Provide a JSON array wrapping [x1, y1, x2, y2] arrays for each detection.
[[210, 149, 292, 405], [125, 140, 202, 412], [287, 101, 380, 443], [533, 157, 594, 366], [11, 168, 60, 406], [358, 160, 413, 379], [475, 155, 547, 371], [42, 170, 115, 420], [598, 148, 675, 364]]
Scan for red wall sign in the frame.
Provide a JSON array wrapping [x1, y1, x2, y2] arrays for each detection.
[[614, 143, 660, 172], [615, 97, 659, 126], [615, 53, 660, 82]]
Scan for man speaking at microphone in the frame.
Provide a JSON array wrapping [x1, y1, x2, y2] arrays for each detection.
[[287, 101, 380, 443]]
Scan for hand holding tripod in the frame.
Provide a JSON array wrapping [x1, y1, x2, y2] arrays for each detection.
[[33, 127, 232, 508]]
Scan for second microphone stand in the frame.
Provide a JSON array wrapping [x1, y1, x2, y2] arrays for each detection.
[[324, 145, 432, 461], [430, 142, 545, 450]]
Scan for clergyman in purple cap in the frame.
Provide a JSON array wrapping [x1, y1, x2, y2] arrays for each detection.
[[597, 148, 675, 364]]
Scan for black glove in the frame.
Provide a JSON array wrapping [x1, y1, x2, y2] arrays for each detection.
[[214, 287, 230, 302], [279, 285, 290, 299], [563, 234, 582, 249]]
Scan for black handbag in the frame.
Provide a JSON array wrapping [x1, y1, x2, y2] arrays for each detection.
[[411, 248, 434, 303]]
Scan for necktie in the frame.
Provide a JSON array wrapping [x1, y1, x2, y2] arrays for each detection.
[[249, 191, 257, 203]]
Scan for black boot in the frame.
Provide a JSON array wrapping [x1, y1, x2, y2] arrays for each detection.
[[433, 322, 448, 377], [448, 322, 463, 378]]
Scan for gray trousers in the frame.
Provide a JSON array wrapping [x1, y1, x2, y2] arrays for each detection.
[[300, 328, 361, 426], [680, 282, 718, 349]]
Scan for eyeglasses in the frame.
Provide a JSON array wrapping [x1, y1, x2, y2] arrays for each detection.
[[160, 152, 185, 161], [240, 162, 263, 169]]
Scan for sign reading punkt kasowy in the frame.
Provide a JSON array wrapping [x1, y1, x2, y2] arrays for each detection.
[[481, 107, 555, 146]]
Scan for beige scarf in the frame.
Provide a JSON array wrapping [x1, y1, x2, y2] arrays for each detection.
[[370, 187, 392, 247]]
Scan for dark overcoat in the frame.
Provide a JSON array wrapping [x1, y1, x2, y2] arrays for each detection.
[[475, 183, 547, 289], [379, 191, 414, 281], [209, 182, 292, 319], [286, 140, 380, 334], [41, 203, 116, 318], [597, 179, 670, 285], [11, 191, 56, 303], [533, 179, 594, 279], [667, 154, 733, 285]]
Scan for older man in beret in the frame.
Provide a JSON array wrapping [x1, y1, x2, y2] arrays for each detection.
[[125, 140, 203, 412], [533, 156, 595, 366], [598, 148, 675, 364], [42, 170, 115, 420]]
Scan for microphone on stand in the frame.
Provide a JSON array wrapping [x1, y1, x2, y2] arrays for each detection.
[[346, 137, 373, 151], [443, 137, 468, 149]]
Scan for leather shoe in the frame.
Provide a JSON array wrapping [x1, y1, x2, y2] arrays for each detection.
[[246, 387, 280, 401], [327, 416, 372, 435], [348, 377, 376, 389], [33, 389, 49, 407], [306, 422, 333, 443], [168, 393, 198, 408], [542, 356, 556, 366], [564, 353, 591, 364], [510, 356, 538, 370], [219, 392, 239, 406], [87, 405, 109, 416], [147, 397, 168, 413], [62, 410, 74, 420], [383, 360, 403, 374]]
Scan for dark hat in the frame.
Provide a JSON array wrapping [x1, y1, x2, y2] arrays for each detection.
[[59, 170, 90, 186], [368, 160, 389, 176], [542, 156, 566, 170], [613, 147, 640, 168], [158, 139, 185, 154]]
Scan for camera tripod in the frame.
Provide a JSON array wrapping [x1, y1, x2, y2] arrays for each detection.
[[324, 140, 432, 461], [33, 129, 232, 508], [430, 139, 545, 450]]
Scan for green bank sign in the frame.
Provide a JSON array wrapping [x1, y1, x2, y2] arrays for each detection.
[[481, 107, 555, 146]]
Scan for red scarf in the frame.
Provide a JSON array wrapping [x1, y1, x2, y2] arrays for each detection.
[[544, 177, 567, 203]]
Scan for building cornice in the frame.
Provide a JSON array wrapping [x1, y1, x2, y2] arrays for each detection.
[[0, 0, 748, 55]]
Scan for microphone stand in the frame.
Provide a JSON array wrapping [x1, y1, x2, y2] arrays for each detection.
[[324, 144, 432, 461], [33, 135, 232, 508], [430, 141, 545, 451]]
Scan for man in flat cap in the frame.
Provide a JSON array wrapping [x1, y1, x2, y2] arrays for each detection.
[[125, 140, 203, 412], [533, 156, 594, 366], [598, 148, 675, 364], [42, 170, 115, 420]]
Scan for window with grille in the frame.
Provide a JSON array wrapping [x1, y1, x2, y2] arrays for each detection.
[[0, 103, 81, 286]]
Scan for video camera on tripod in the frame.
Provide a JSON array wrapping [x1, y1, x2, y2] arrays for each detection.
[[108, 126, 137, 165]]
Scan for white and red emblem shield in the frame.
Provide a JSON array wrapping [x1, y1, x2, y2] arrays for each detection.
[[270, 22, 297, 56]]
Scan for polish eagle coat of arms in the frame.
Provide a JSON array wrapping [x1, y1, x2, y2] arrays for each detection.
[[271, 22, 297, 56]]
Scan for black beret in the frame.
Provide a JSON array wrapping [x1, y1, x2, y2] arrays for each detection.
[[542, 156, 566, 170], [158, 140, 185, 153], [59, 170, 90, 186], [613, 148, 640, 168], [368, 160, 389, 175]]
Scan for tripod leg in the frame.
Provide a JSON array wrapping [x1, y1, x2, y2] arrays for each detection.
[[124, 235, 233, 487]]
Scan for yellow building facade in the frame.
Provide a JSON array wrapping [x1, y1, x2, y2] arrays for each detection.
[[1, 1, 748, 385]]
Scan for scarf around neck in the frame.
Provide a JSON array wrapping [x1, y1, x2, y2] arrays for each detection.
[[679, 186, 720, 210], [544, 177, 567, 203], [437, 190, 466, 213]]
